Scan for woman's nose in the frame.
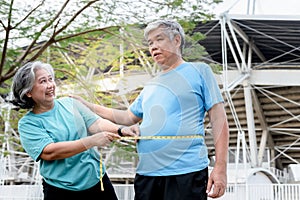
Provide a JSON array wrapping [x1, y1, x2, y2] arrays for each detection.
[[47, 81, 55, 87]]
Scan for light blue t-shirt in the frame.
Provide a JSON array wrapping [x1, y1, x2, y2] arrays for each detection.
[[18, 97, 105, 191], [130, 62, 224, 176]]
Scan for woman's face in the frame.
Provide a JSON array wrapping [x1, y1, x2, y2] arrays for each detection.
[[26, 68, 56, 107]]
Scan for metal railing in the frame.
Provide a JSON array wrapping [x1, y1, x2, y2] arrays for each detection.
[[0, 183, 299, 200]]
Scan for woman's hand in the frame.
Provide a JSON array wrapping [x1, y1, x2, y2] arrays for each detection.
[[69, 94, 89, 106], [82, 132, 120, 149], [119, 124, 140, 137]]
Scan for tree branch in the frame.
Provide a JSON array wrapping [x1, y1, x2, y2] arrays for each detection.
[[0, 20, 6, 29], [55, 26, 119, 42], [54, 0, 99, 36], [15, 0, 70, 64], [29, 1, 99, 61], [12, 0, 45, 29], [0, 0, 14, 78], [1, 25, 121, 83]]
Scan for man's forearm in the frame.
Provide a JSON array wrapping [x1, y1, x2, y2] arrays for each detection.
[[209, 103, 229, 165], [213, 117, 229, 162]]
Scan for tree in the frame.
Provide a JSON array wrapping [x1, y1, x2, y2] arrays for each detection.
[[0, 0, 223, 185], [0, 0, 221, 94]]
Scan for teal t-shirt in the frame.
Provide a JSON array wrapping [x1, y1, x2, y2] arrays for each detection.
[[18, 97, 105, 191], [130, 62, 224, 176]]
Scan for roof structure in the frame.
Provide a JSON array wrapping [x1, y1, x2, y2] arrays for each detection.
[[195, 14, 300, 67], [196, 14, 300, 171]]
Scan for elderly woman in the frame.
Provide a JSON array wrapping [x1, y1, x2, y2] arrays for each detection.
[[11, 61, 138, 200]]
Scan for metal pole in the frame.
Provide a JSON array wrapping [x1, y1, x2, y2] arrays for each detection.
[[243, 80, 258, 167]]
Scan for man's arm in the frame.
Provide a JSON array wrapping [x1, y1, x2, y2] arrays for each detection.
[[206, 102, 229, 198]]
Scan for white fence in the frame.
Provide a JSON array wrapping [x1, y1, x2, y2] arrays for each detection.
[[0, 183, 299, 200], [214, 184, 300, 200]]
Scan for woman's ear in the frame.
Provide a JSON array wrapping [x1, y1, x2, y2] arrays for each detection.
[[26, 92, 32, 98]]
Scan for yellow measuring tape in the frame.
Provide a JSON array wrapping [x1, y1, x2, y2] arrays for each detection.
[[119, 134, 203, 140], [99, 134, 203, 191]]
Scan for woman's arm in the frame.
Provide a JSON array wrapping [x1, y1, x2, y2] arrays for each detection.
[[88, 117, 140, 138], [40, 131, 119, 161], [70, 94, 141, 125]]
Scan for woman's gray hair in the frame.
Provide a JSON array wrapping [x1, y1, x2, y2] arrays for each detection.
[[144, 19, 185, 53], [11, 61, 55, 109]]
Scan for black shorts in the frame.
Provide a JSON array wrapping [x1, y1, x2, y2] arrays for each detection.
[[42, 173, 118, 200], [134, 168, 208, 200]]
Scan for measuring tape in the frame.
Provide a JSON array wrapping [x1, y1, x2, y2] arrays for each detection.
[[100, 134, 203, 191], [119, 134, 203, 140]]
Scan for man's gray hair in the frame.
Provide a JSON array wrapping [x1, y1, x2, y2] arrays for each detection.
[[144, 19, 185, 53]]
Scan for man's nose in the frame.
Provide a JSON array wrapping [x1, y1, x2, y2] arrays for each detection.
[[150, 42, 158, 51]]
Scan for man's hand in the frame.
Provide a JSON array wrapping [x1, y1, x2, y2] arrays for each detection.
[[206, 162, 227, 198]]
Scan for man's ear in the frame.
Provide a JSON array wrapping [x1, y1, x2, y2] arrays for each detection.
[[174, 34, 181, 48]]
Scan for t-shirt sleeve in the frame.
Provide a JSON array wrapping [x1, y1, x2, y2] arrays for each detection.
[[18, 117, 53, 162], [72, 98, 99, 128], [129, 91, 144, 119], [199, 63, 224, 111]]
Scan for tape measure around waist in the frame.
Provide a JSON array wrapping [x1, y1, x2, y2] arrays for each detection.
[[119, 134, 203, 140], [106, 135, 203, 188]]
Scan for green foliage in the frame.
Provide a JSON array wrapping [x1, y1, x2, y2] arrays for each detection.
[[0, 86, 10, 96], [0, 0, 222, 86], [183, 33, 207, 62], [210, 63, 223, 74], [0, 0, 223, 165]]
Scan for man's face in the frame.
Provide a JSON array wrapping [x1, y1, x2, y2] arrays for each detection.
[[147, 27, 181, 69]]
